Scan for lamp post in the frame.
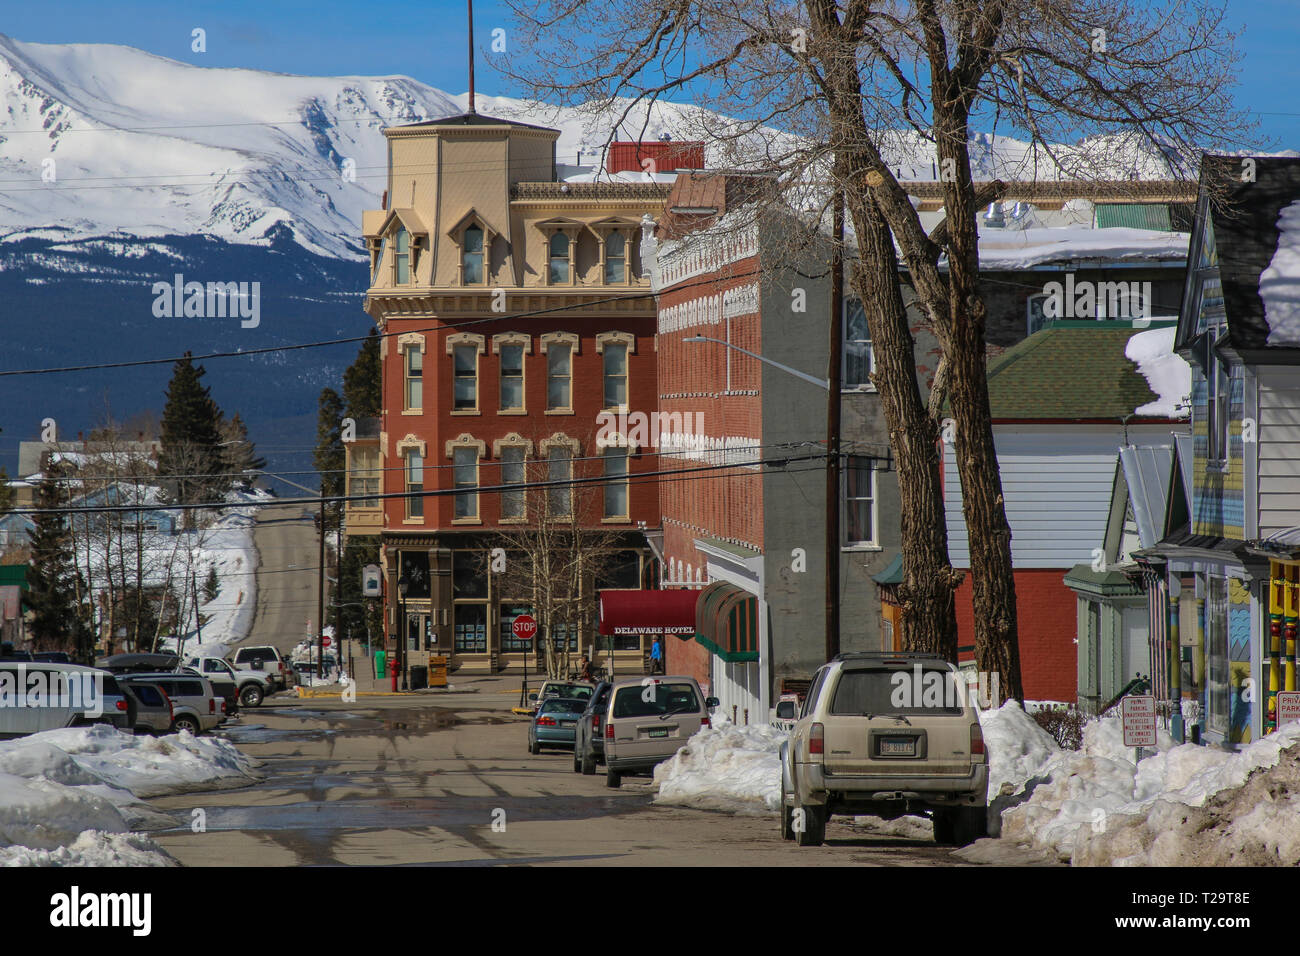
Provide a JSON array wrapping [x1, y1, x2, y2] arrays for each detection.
[[684, 333, 841, 662], [397, 575, 410, 691]]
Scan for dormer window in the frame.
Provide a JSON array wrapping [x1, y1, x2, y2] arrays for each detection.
[[463, 225, 485, 284], [395, 228, 411, 284], [549, 232, 571, 284], [605, 231, 626, 284]]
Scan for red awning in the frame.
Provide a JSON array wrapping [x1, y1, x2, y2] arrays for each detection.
[[598, 589, 699, 639]]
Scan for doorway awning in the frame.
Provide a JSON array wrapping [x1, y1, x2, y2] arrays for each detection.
[[597, 589, 698, 639], [695, 582, 759, 663]]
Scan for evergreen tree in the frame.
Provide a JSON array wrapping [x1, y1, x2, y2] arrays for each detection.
[[158, 353, 227, 505], [342, 329, 382, 420], [203, 566, 220, 603], [218, 412, 266, 478], [314, 387, 345, 522], [27, 472, 89, 658]]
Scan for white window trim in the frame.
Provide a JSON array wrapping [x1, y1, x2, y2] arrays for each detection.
[[396, 436, 427, 524], [540, 332, 579, 414], [447, 333, 486, 415], [842, 299, 876, 393], [446, 434, 487, 525], [494, 432, 533, 523], [596, 331, 635, 413], [492, 333, 532, 416], [842, 456, 880, 550]]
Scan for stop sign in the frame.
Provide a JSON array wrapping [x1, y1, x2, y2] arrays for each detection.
[[322, 635, 332, 647], [512, 615, 538, 642]]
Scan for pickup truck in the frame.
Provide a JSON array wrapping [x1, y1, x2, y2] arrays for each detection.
[[184, 656, 275, 707]]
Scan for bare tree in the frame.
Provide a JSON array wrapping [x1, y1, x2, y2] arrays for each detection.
[[500, 0, 1248, 701]]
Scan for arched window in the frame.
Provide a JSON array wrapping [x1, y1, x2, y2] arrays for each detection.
[[463, 225, 484, 284], [549, 232, 570, 284]]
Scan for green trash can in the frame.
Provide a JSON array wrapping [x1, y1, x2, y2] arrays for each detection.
[[375, 650, 387, 679]]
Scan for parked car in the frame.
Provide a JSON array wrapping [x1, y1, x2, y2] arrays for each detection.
[[0, 663, 132, 737], [528, 697, 587, 754], [117, 672, 223, 734], [120, 681, 173, 734], [779, 652, 989, 847], [601, 676, 718, 788], [527, 680, 596, 714], [32, 651, 74, 664], [573, 681, 613, 774], [231, 645, 294, 690], [96, 652, 180, 674], [177, 666, 239, 720], [185, 656, 275, 707], [770, 693, 801, 733]]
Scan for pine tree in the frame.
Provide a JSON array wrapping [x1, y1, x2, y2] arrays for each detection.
[[343, 329, 382, 420], [203, 566, 220, 603], [27, 472, 89, 658], [218, 412, 266, 478], [158, 353, 227, 506], [314, 387, 345, 523]]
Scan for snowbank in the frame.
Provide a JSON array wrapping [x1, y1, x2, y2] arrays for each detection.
[[1000, 719, 1300, 863], [653, 723, 787, 813], [0, 724, 261, 866]]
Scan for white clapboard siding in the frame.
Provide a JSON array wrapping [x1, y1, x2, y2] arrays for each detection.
[[944, 425, 1173, 569], [1258, 367, 1300, 540]]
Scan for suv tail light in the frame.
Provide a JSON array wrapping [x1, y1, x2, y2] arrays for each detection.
[[220, 698, 227, 715], [809, 722, 824, 756], [116, 699, 128, 712], [605, 721, 615, 740], [209, 698, 216, 714], [970, 723, 985, 758], [592, 715, 601, 730], [700, 713, 710, 728]]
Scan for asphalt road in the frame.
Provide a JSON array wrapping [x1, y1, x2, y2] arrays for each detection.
[[243, 506, 321, 658], [148, 683, 1046, 867]]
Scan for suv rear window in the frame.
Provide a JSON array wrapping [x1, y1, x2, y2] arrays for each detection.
[[831, 667, 963, 716], [612, 683, 700, 718]]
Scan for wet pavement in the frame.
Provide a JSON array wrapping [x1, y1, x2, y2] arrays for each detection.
[[149, 690, 1028, 867]]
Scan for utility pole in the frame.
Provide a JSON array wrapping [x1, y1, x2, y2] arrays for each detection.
[[826, 182, 844, 663], [318, 495, 326, 681], [466, 0, 476, 115]]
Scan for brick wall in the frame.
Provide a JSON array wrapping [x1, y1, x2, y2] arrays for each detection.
[[955, 567, 1077, 702]]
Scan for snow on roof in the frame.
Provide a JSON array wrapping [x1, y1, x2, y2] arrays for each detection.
[[1260, 199, 1300, 346], [1126, 326, 1191, 418], [976, 224, 1189, 271]]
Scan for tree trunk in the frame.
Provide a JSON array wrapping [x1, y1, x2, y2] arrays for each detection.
[[846, 190, 959, 660]]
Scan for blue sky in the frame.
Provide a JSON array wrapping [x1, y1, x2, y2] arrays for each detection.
[[5, 0, 1297, 150]]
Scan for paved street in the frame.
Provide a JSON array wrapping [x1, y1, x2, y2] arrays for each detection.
[[150, 681, 1014, 867], [244, 505, 321, 658]]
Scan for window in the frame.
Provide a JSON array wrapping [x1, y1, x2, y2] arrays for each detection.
[[500, 344, 524, 411], [500, 604, 535, 652], [462, 225, 484, 284], [453, 345, 478, 411], [453, 446, 479, 519], [404, 451, 423, 519], [1027, 294, 1050, 336], [549, 621, 580, 653], [453, 603, 487, 653], [548, 446, 572, 516], [603, 446, 629, 519], [844, 298, 874, 389], [394, 228, 410, 284], [845, 457, 875, 546], [453, 550, 488, 599], [348, 446, 380, 507], [547, 344, 572, 410], [1205, 328, 1231, 464], [500, 445, 527, 519], [603, 343, 628, 409], [549, 232, 570, 284], [605, 231, 626, 284], [404, 347, 423, 410], [1205, 575, 1229, 737]]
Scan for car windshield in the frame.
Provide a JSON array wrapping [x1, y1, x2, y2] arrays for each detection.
[[830, 667, 964, 716], [612, 683, 700, 718], [539, 699, 586, 716]]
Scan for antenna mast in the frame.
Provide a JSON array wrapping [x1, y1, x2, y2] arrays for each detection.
[[467, 0, 477, 114]]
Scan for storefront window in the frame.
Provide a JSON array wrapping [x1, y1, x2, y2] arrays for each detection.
[[1205, 575, 1229, 737], [454, 604, 487, 653], [500, 604, 535, 653], [453, 550, 488, 599]]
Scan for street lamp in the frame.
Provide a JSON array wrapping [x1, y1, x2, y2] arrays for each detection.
[[397, 575, 410, 691], [684, 332, 842, 662]]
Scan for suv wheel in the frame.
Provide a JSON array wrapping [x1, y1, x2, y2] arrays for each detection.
[[953, 806, 988, 846], [793, 801, 825, 847], [172, 715, 201, 735], [580, 748, 597, 775], [779, 777, 794, 841], [605, 766, 622, 789], [932, 808, 957, 845], [573, 750, 582, 772], [240, 683, 264, 708], [528, 736, 540, 755]]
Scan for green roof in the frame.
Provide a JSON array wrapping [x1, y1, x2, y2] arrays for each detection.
[[980, 321, 1177, 420], [1094, 203, 1193, 231]]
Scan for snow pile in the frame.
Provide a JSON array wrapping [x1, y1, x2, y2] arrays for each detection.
[[1000, 719, 1300, 862], [1260, 199, 1300, 346], [653, 723, 787, 813], [979, 700, 1062, 799], [0, 724, 261, 866], [1126, 326, 1192, 418]]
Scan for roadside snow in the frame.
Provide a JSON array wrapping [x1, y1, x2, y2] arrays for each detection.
[[1260, 199, 1300, 346], [1126, 326, 1192, 418], [653, 723, 786, 813], [0, 724, 261, 866]]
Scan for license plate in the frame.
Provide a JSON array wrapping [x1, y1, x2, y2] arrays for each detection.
[[880, 737, 915, 756], [648, 728, 669, 738]]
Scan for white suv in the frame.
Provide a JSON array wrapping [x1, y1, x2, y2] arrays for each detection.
[[780, 652, 988, 847]]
